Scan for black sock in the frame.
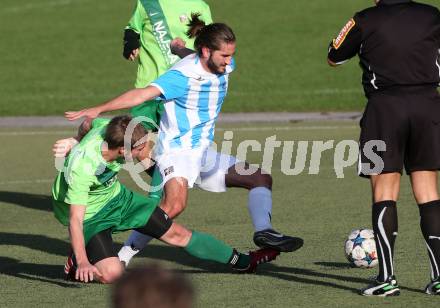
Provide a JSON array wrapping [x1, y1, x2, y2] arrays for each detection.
[[372, 200, 398, 282], [229, 249, 250, 269], [419, 200, 440, 281]]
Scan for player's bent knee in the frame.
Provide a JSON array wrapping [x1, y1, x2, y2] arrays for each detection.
[[99, 265, 124, 284], [161, 200, 186, 218], [160, 223, 192, 247], [95, 258, 124, 284], [174, 200, 187, 214], [251, 173, 272, 189]]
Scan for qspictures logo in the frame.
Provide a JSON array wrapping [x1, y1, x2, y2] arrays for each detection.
[[121, 117, 386, 192]]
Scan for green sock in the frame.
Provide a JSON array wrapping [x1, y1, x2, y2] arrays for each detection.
[[184, 231, 234, 264], [148, 167, 163, 200]]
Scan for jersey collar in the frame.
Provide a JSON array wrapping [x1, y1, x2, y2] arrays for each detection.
[[378, 0, 412, 5], [171, 54, 227, 81]]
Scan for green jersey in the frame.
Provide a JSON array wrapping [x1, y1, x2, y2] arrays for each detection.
[[127, 0, 212, 88], [52, 118, 123, 226]]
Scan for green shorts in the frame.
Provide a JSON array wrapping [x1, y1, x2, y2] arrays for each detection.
[[83, 185, 159, 244], [130, 100, 164, 132]]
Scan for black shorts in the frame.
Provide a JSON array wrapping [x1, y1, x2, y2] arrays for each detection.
[[359, 87, 440, 177], [85, 206, 173, 264]]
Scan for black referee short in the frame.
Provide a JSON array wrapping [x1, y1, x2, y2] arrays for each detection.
[[358, 87, 440, 177], [85, 206, 173, 264]]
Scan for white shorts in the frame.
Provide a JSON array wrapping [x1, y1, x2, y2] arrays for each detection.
[[155, 148, 239, 192]]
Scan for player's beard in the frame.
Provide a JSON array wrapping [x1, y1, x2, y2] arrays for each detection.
[[207, 55, 226, 74]]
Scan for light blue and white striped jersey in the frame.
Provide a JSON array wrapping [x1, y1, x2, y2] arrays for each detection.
[[151, 53, 235, 155]]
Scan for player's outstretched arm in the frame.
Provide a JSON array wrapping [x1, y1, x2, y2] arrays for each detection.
[[170, 38, 195, 59], [65, 86, 162, 121], [69, 205, 102, 283]]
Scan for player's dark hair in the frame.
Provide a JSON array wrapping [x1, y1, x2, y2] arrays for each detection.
[[104, 115, 146, 150], [186, 13, 235, 56], [186, 13, 205, 38], [112, 264, 194, 308]]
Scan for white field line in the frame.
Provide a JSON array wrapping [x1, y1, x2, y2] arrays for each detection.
[[0, 179, 53, 186], [230, 88, 363, 96], [0, 131, 73, 136], [0, 126, 358, 136], [0, 126, 358, 186], [216, 126, 357, 132], [2, 0, 90, 13], [0, 166, 354, 186], [0, 125, 358, 185]]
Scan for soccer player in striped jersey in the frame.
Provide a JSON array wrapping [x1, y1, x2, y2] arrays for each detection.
[[66, 17, 303, 265]]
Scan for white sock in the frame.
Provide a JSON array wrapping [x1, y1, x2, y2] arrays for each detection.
[[118, 231, 153, 265], [118, 246, 139, 266], [248, 187, 273, 232]]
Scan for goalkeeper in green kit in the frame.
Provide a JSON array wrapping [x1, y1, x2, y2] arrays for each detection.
[[122, 0, 212, 131], [52, 116, 279, 283]]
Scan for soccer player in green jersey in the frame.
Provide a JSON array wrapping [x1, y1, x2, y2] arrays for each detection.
[[52, 115, 279, 283], [122, 0, 212, 131]]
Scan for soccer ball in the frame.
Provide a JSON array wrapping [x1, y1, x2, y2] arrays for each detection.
[[344, 229, 378, 268]]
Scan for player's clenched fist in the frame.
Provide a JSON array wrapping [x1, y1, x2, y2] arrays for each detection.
[[170, 37, 186, 53]]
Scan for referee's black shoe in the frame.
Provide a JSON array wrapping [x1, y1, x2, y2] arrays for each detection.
[[253, 229, 304, 252]]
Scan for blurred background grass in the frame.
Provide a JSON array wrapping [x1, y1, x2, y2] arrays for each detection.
[[0, 0, 438, 115], [0, 0, 378, 115]]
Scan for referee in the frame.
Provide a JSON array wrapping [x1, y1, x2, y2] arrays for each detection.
[[328, 0, 440, 296]]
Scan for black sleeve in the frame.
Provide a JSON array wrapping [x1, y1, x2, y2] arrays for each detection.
[[435, 9, 440, 48], [123, 29, 141, 59], [328, 15, 362, 64]]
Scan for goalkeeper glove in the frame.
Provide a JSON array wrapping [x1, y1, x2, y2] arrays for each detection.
[[123, 29, 141, 59]]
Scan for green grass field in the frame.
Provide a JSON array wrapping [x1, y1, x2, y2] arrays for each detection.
[[1, 0, 438, 115], [1, 122, 439, 307]]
